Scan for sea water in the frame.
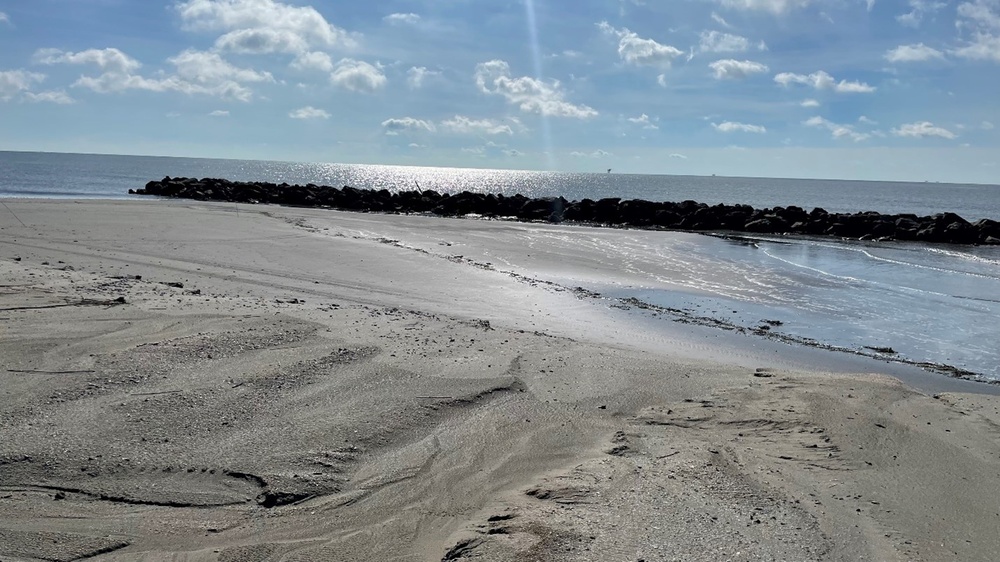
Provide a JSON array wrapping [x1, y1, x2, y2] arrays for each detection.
[[2, 150, 999, 381]]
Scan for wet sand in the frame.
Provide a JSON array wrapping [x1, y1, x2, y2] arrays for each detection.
[[2, 199, 999, 561]]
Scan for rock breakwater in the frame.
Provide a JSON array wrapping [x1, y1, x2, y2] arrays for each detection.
[[131, 177, 1000, 245]]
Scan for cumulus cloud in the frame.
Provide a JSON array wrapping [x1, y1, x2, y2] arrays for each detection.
[[570, 149, 612, 158], [290, 51, 334, 72], [712, 121, 766, 133], [720, 0, 811, 15], [598, 22, 684, 68], [885, 43, 945, 62], [774, 70, 875, 93], [709, 59, 769, 79], [627, 113, 659, 129], [952, 33, 1000, 62], [803, 115, 871, 141], [384, 13, 420, 25], [711, 12, 733, 27], [892, 121, 957, 139], [170, 49, 274, 85], [24, 90, 75, 104], [0, 70, 45, 101], [37, 47, 271, 102], [330, 59, 386, 93], [897, 0, 947, 28], [801, 98, 820, 107], [381, 117, 435, 135], [214, 27, 309, 54], [175, 0, 355, 52], [699, 30, 752, 53], [290, 106, 330, 119], [34, 48, 141, 74], [474, 59, 597, 119], [953, 0, 1000, 61], [440, 115, 513, 135], [209, 109, 230, 116], [407, 66, 440, 89], [957, 0, 1000, 29]]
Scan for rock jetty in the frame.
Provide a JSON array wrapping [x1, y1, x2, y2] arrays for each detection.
[[131, 177, 1000, 245]]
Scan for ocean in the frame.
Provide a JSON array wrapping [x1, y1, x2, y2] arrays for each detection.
[[2, 150, 1000, 382]]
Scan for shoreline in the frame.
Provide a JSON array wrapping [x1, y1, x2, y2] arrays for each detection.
[[132, 176, 1000, 246], [4, 197, 998, 390], [3, 199, 1000, 560]]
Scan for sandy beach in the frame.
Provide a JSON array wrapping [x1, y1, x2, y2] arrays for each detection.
[[2, 199, 1000, 561]]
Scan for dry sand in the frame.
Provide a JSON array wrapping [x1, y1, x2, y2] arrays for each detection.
[[1, 199, 999, 561]]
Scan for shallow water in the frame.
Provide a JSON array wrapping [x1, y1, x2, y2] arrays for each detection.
[[3, 150, 999, 381], [590, 234, 1000, 380]]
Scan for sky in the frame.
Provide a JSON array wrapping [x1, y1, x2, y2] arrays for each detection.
[[1, 0, 998, 183]]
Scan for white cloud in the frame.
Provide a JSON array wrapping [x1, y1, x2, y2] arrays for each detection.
[[892, 121, 957, 139], [952, 33, 1000, 62], [440, 115, 513, 135], [474, 59, 597, 119], [897, 1, 947, 28], [209, 109, 230, 116], [384, 13, 420, 25], [175, 0, 355, 52], [801, 98, 820, 107], [774, 70, 875, 93], [38, 47, 271, 102], [0, 70, 45, 101], [670, 153, 688, 159], [657, 73, 668, 87], [711, 12, 733, 27], [803, 115, 871, 141], [953, 1, 1000, 61], [290, 51, 334, 72], [290, 106, 330, 119], [709, 59, 769, 79], [214, 27, 309, 54], [381, 117, 435, 135], [957, 0, 1000, 29], [330, 59, 386, 93], [712, 121, 766, 133], [407, 66, 439, 89], [24, 90, 75, 104], [34, 48, 141, 74], [885, 43, 946, 62], [858, 115, 877, 124], [983, 120, 996, 130], [570, 149, 612, 158], [627, 113, 659, 129], [699, 30, 751, 53], [598, 22, 684, 68], [720, 0, 811, 15], [170, 49, 274, 85]]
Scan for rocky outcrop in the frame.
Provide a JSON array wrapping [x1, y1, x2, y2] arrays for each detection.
[[130, 177, 1000, 245]]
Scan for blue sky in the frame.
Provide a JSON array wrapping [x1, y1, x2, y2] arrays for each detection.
[[1, 0, 998, 183]]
